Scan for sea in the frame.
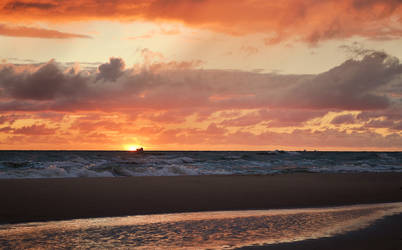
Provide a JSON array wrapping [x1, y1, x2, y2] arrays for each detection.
[[0, 150, 401, 178]]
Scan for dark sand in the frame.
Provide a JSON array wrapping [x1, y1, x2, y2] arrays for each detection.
[[1, 173, 402, 249], [1, 173, 402, 224]]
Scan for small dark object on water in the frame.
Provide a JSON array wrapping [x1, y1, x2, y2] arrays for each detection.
[[136, 147, 144, 153]]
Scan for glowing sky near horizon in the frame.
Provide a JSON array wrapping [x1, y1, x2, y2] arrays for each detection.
[[0, 0, 401, 150]]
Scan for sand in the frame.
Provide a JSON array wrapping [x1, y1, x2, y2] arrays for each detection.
[[1, 173, 402, 249], [1, 173, 401, 224], [238, 213, 402, 250]]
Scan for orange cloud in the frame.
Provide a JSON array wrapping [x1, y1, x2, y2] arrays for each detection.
[[0, 23, 91, 39], [1, 0, 401, 43], [2, 124, 56, 135], [1, 50, 402, 150]]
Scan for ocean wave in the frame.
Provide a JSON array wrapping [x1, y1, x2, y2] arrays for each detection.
[[0, 151, 401, 178]]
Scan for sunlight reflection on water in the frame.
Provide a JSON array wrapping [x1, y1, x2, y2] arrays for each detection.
[[1, 202, 401, 249]]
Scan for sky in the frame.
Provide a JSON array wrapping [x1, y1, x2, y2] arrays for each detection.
[[0, 0, 401, 150]]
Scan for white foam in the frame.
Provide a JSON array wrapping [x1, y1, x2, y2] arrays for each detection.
[[0, 151, 401, 178]]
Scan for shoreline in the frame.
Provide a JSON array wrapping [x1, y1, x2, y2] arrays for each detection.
[[1, 173, 402, 224], [237, 213, 402, 250]]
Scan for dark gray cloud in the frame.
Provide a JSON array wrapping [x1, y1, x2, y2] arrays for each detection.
[[4, 1, 57, 10], [97, 57, 125, 81], [352, 0, 402, 10], [0, 51, 401, 119], [285, 52, 401, 110], [0, 61, 88, 100]]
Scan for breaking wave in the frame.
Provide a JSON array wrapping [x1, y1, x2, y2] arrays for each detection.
[[0, 151, 401, 178]]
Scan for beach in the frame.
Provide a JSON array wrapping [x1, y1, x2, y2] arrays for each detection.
[[1, 173, 402, 249], [238, 213, 402, 250], [1, 173, 401, 224]]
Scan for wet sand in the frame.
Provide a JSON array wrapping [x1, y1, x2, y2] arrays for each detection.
[[238, 213, 402, 250], [1, 173, 401, 224]]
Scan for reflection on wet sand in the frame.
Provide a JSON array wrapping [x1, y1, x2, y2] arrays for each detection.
[[1, 202, 401, 249]]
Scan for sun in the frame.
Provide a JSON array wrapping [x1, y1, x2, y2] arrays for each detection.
[[124, 144, 143, 151]]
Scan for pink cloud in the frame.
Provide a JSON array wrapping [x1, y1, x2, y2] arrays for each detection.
[[0, 50, 401, 149], [0, 23, 91, 39]]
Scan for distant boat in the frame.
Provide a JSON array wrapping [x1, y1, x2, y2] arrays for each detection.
[[136, 147, 144, 153]]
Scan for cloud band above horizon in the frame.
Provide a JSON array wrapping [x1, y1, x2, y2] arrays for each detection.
[[0, 50, 401, 150]]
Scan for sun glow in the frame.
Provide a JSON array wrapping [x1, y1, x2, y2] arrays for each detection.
[[124, 145, 143, 151]]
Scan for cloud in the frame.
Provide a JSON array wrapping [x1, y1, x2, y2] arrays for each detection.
[[97, 57, 125, 81], [70, 119, 123, 132], [144, 125, 402, 149], [4, 1, 56, 10], [331, 114, 356, 125], [1, 0, 401, 43], [0, 114, 28, 125], [284, 52, 401, 110], [0, 124, 56, 135], [0, 51, 400, 112], [220, 109, 327, 128], [0, 50, 401, 149], [0, 23, 91, 39], [0, 116, 8, 125], [0, 60, 89, 100]]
